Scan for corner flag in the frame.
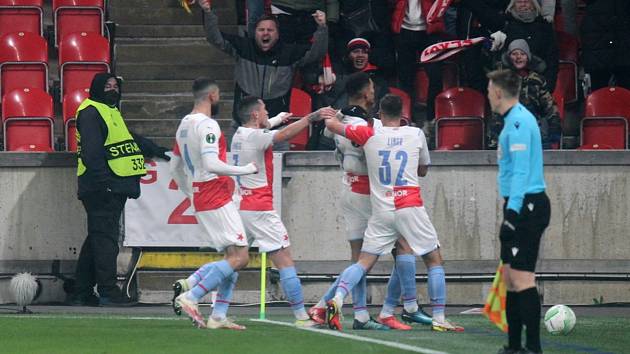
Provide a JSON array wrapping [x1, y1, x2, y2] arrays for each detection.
[[483, 262, 508, 332]]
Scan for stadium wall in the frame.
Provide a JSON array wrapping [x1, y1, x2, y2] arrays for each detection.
[[1, 151, 629, 305]]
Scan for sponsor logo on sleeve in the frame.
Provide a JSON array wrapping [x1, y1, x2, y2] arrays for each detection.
[[206, 133, 216, 144], [509, 143, 527, 152]]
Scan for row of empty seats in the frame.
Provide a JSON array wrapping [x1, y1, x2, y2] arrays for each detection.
[[0, 0, 105, 46], [1, 85, 628, 153], [1, 86, 86, 151], [0, 31, 110, 100]]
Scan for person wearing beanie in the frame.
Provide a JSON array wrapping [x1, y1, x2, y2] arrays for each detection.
[[487, 39, 561, 150], [503, 0, 559, 91]]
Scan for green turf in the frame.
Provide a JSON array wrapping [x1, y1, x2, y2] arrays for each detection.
[[0, 314, 627, 354]]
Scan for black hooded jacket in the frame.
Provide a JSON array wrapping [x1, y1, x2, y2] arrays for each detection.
[[77, 73, 166, 199]]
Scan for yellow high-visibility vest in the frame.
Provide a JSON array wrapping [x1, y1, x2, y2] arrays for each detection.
[[76, 99, 147, 177]]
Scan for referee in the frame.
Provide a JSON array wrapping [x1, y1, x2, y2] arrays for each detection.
[[487, 69, 551, 354]]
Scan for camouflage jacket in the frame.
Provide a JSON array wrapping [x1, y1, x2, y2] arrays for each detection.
[[490, 54, 562, 147]]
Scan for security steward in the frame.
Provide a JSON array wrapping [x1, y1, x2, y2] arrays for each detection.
[[71, 73, 169, 306], [487, 69, 551, 354]]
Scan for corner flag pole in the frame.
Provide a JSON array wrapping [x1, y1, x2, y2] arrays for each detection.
[[259, 252, 267, 319]]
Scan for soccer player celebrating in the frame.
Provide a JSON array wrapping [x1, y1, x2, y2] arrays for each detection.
[[169, 78, 258, 330], [309, 72, 431, 331], [230, 96, 335, 327], [487, 69, 550, 354], [322, 94, 463, 332]]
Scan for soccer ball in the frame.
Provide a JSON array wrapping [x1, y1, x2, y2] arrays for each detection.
[[544, 305, 576, 335]]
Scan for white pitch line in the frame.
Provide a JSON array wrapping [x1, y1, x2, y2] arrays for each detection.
[[252, 318, 449, 354]]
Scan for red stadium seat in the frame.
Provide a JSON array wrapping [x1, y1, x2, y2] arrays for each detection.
[[0, 0, 43, 36], [53, 0, 104, 46], [554, 31, 579, 104], [59, 32, 110, 101], [63, 88, 89, 151], [0, 32, 48, 99], [1, 87, 54, 151], [288, 88, 312, 150], [414, 61, 459, 106], [434, 87, 485, 150], [388, 87, 411, 120], [580, 87, 630, 149]]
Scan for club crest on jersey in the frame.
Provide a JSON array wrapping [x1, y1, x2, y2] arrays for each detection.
[[514, 121, 520, 129], [206, 133, 216, 144]]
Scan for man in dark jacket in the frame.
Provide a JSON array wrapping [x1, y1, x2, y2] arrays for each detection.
[[71, 73, 169, 306], [199, 0, 328, 127]]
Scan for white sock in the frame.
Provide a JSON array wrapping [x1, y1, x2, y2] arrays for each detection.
[[184, 291, 197, 302], [433, 311, 445, 323], [315, 299, 326, 308], [294, 308, 309, 321], [354, 310, 370, 323], [333, 294, 344, 309], [185, 277, 196, 289], [403, 301, 418, 313], [379, 304, 395, 318]]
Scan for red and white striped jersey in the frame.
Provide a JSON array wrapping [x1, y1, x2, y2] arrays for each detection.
[[333, 116, 382, 195], [344, 124, 431, 212], [230, 127, 276, 211], [173, 113, 234, 212]]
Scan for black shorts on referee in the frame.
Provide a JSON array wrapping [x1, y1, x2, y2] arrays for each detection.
[[500, 192, 551, 272]]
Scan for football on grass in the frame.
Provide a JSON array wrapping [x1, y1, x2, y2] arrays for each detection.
[[544, 304, 576, 335]]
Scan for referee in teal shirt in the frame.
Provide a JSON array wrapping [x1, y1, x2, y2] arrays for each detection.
[[487, 69, 551, 354]]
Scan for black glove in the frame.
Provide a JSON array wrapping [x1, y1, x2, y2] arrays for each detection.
[[154, 146, 170, 161], [499, 209, 518, 241]]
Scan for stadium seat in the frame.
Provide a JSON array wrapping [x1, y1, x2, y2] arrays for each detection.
[[288, 88, 312, 150], [63, 88, 89, 151], [388, 87, 411, 120], [53, 0, 105, 47], [59, 32, 110, 101], [434, 87, 485, 150], [414, 61, 459, 106], [580, 86, 630, 149], [0, 0, 43, 36], [554, 31, 579, 104], [1, 87, 54, 151], [0, 32, 48, 99]]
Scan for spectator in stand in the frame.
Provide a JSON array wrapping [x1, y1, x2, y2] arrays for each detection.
[[307, 38, 389, 150], [580, 0, 630, 91], [333, 1, 396, 72], [391, 0, 443, 128], [488, 39, 561, 149], [199, 0, 328, 149], [502, 0, 559, 92], [271, 0, 339, 45]]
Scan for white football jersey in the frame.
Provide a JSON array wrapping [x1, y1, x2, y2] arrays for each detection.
[[230, 127, 277, 211], [344, 124, 431, 212], [334, 116, 383, 175], [173, 113, 233, 211]]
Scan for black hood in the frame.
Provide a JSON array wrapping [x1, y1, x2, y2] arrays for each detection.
[[89, 73, 122, 106]]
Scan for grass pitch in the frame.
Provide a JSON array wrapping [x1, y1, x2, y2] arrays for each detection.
[[0, 311, 627, 354]]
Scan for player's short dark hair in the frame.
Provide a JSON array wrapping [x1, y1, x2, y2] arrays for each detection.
[[238, 96, 262, 124], [345, 72, 372, 100], [487, 69, 521, 99], [379, 94, 402, 119], [254, 14, 279, 31], [192, 77, 217, 101]]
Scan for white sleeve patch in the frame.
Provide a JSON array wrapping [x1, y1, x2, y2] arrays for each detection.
[[510, 143, 527, 152]]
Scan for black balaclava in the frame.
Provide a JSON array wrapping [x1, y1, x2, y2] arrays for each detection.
[[89, 73, 122, 108]]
